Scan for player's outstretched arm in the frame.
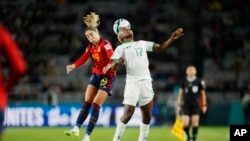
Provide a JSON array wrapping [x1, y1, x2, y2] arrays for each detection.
[[111, 57, 124, 70], [1, 25, 27, 91], [154, 28, 183, 51]]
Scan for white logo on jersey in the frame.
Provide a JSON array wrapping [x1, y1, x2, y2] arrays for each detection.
[[192, 86, 198, 93]]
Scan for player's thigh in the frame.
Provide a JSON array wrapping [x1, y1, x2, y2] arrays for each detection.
[[191, 114, 200, 126], [85, 84, 98, 103], [93, 90, 109, 106], [121, 104, 135, 123], [123, 104, 136, 116], [140, 99, 153, 116], [182, 106, 192, 124], [182, 115, 190, 126], [123, 81, 139, 106], [139, 80, 154, 107]]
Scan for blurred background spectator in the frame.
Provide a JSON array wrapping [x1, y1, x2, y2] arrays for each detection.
[[242, 83, 250, 124]]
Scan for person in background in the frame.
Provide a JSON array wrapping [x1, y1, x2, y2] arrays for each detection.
[[242, 83, 250, 124], [64, 12, 115, 141], [111, 26, 183, 141], [177, 65, 207, 141], [0, 24, 27, 140]]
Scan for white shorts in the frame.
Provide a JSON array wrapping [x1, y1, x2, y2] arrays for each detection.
[[123, 80, 154, 106]]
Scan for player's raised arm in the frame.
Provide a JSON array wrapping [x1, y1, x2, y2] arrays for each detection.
[[154, 28, 183, 51], [1, 25, 27, 91]]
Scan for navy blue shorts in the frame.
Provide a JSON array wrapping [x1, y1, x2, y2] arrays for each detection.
[[0, 110, 5, 131], [88, 73, 115, 96]]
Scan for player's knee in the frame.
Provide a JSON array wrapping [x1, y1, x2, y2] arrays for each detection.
[[120, 105, 135, 123], [81, 102, 91, 114], [142, 115, 151, 124], [120, 112, 133, 123]]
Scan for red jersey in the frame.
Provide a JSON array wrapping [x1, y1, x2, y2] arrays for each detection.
[[74, 38, 115, 76], [0, 25, 27, 110]]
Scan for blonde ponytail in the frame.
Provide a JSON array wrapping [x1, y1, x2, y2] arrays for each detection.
[[83, 12, 100, 28]]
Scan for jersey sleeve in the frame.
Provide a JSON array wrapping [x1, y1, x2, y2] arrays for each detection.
[[111, 46, 123, 60], [179, 80, 185, 89], [1, 25, 27, 91], [140, 40, 154, 52], [199, 79, 206, 90], [74, 46, 91, 67], [103, 41, 113, 59]]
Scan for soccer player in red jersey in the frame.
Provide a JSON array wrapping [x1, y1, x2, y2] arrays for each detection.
[[0, 24, 27, 140], [64, 12, 115, 141]]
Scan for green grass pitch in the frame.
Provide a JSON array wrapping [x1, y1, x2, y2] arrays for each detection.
[[2, 126, 229, 141]]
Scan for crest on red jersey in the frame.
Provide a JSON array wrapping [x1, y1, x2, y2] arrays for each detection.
[[104, 44, 112, 50]]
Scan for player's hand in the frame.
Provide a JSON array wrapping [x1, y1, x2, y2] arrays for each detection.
[[202, 106, 207, 114], [110, 57, 125, 71], [66, 64, 76, 74], [117, 57, 125, 64], [172, 28, 184, 40]]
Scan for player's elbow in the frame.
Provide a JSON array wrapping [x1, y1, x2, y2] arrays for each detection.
[[154, 44, 165, 52], [14, 62, 27, 77]]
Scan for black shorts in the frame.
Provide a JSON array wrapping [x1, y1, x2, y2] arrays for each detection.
[[181, 104, 200, 115]]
